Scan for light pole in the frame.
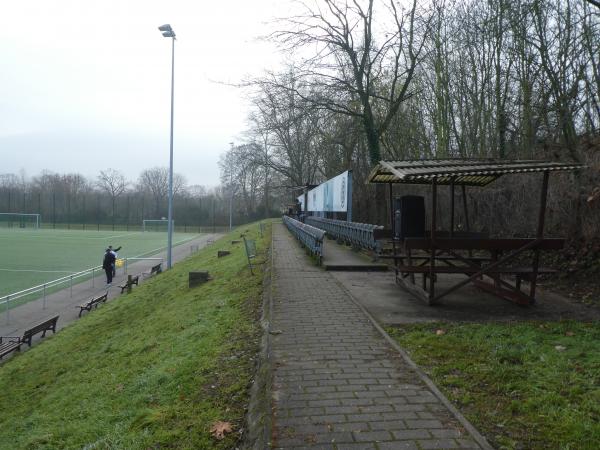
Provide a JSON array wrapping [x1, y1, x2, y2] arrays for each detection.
[[158, 24, 176, 269], [229, 142, 234, 231], [229, 181, 234, 231]]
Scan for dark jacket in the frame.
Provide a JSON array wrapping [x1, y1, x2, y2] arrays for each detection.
[[102, 251, 116, 270]]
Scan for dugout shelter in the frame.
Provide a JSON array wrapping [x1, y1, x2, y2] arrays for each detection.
[[368, 159, 585, 306]]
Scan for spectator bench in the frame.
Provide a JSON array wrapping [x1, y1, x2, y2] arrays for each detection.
[[0, 337, 22, 359], [77, 292, 108, 317], [142, 263, 162, 279], [119, 275, 139, 293], [1, 315, 59, 358]]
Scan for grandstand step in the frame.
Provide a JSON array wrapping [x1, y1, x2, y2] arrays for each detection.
[[324, 263, 388, 272]]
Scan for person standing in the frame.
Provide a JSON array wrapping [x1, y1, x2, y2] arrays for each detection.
[[109, 245, 122, 277], [102, 248, 116, 285]]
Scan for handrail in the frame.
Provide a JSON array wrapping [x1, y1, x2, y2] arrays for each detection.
[[305, 217, 383, 253], [283, 216, 326, 264], [1, 256, 163, 324]]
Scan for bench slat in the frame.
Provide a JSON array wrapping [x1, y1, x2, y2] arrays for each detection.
[[142, 264, 162, 279], [396, 265, 557, 274], [0, 337, 22, 359], [77, 294, 108, 317], [22, 315, 59, 346], [119, 275, 139, 293], [403, 237, 565, 251]]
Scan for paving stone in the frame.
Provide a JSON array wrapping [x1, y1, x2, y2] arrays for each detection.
[[418, 438, 460, 449], [310, 414, 348, 424], [335, 444, 377, 450], [405, 419, 446, 429], [366, 420, 406, 431], [268, 224, 485, 449], [312, 431, 355, 444], [378, 442, 419, 450], [308, 399, 342, 408], [456, 438, 482, 448], [430, 429, 463, 439], [392, 429, 433, 440], [330, 422, 370, 432], [351, 430, 393, 442], [325, 405, 362, 415]]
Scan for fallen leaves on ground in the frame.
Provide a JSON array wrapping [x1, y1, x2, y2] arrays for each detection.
[[210, 421, 233, 440]]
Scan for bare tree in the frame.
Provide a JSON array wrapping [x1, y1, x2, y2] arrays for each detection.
[[249, 70, 321, 187], [584, 0, 600, 10], [137, 167, 186, 218], [97, 169, 127, 228], [269, 0, 431, 164], [531, 0, 588, 162]]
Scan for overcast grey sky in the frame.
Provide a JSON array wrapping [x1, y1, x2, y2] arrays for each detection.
[[1, 0, 286, 187]]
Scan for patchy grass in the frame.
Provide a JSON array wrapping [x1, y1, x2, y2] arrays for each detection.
[[387, 320, 600, 450], [0, 222, 271, 449]]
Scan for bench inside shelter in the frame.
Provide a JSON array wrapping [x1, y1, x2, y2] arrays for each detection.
[[367, 159, 584, 306]]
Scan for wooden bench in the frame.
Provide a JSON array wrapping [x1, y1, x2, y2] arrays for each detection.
[[0, 336, 22, 359], [77, 293, 108, 317], [395, 265, 558, 275], [142, 263, 162, 279], [21, 315, 59, 346], [119, 275, 139, 293]]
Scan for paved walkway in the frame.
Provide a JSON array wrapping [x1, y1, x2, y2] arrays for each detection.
[[0, 233, 221, 341], [269, 223, 490, 449]]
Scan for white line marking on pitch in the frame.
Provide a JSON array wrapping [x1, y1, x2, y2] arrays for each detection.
[[0, 268, 73, 273]]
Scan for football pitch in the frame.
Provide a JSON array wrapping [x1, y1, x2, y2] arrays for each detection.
[[0, 228, 201, 297]]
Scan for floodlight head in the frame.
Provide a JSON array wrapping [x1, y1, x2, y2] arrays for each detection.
[[158, 24, 172, 32], [162, 31, 175, 38]]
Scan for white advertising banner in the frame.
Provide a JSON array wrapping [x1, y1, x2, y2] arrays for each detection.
[[305, 170, 351, 213]]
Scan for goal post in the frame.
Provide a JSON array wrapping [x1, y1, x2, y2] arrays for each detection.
[[142, 219, 174, 232], [0, 213, 41, 229]]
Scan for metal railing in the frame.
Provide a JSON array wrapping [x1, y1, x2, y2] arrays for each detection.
[[283, 216, 326, 264], [305, 217, 384, 254], [1, 257, 163, 324]]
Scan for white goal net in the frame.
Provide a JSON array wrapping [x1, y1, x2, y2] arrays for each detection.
[[142, 219, 174, 232], [0, 213, 41, 229]]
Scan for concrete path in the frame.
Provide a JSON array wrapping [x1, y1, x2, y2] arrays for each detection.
[[269, 223, 491, 449], [0, 233, 221, 342]]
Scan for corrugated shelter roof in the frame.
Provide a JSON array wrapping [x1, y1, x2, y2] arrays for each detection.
[[367, 159, 585, 186]]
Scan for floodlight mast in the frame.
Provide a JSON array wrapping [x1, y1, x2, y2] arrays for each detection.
[[158, 23, 176, 269]]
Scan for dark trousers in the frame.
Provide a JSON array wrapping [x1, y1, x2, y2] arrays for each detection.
[[105, 267, 113, 284]]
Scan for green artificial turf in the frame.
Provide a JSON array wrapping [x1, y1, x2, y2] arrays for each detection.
[[0, 228, 200, 297], [0, 222, 270, 449], [387, 320, 600, 450]]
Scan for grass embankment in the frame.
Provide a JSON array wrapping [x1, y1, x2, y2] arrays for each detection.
[[0, 223, 271, 449], [387, 321, 600, 449]]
